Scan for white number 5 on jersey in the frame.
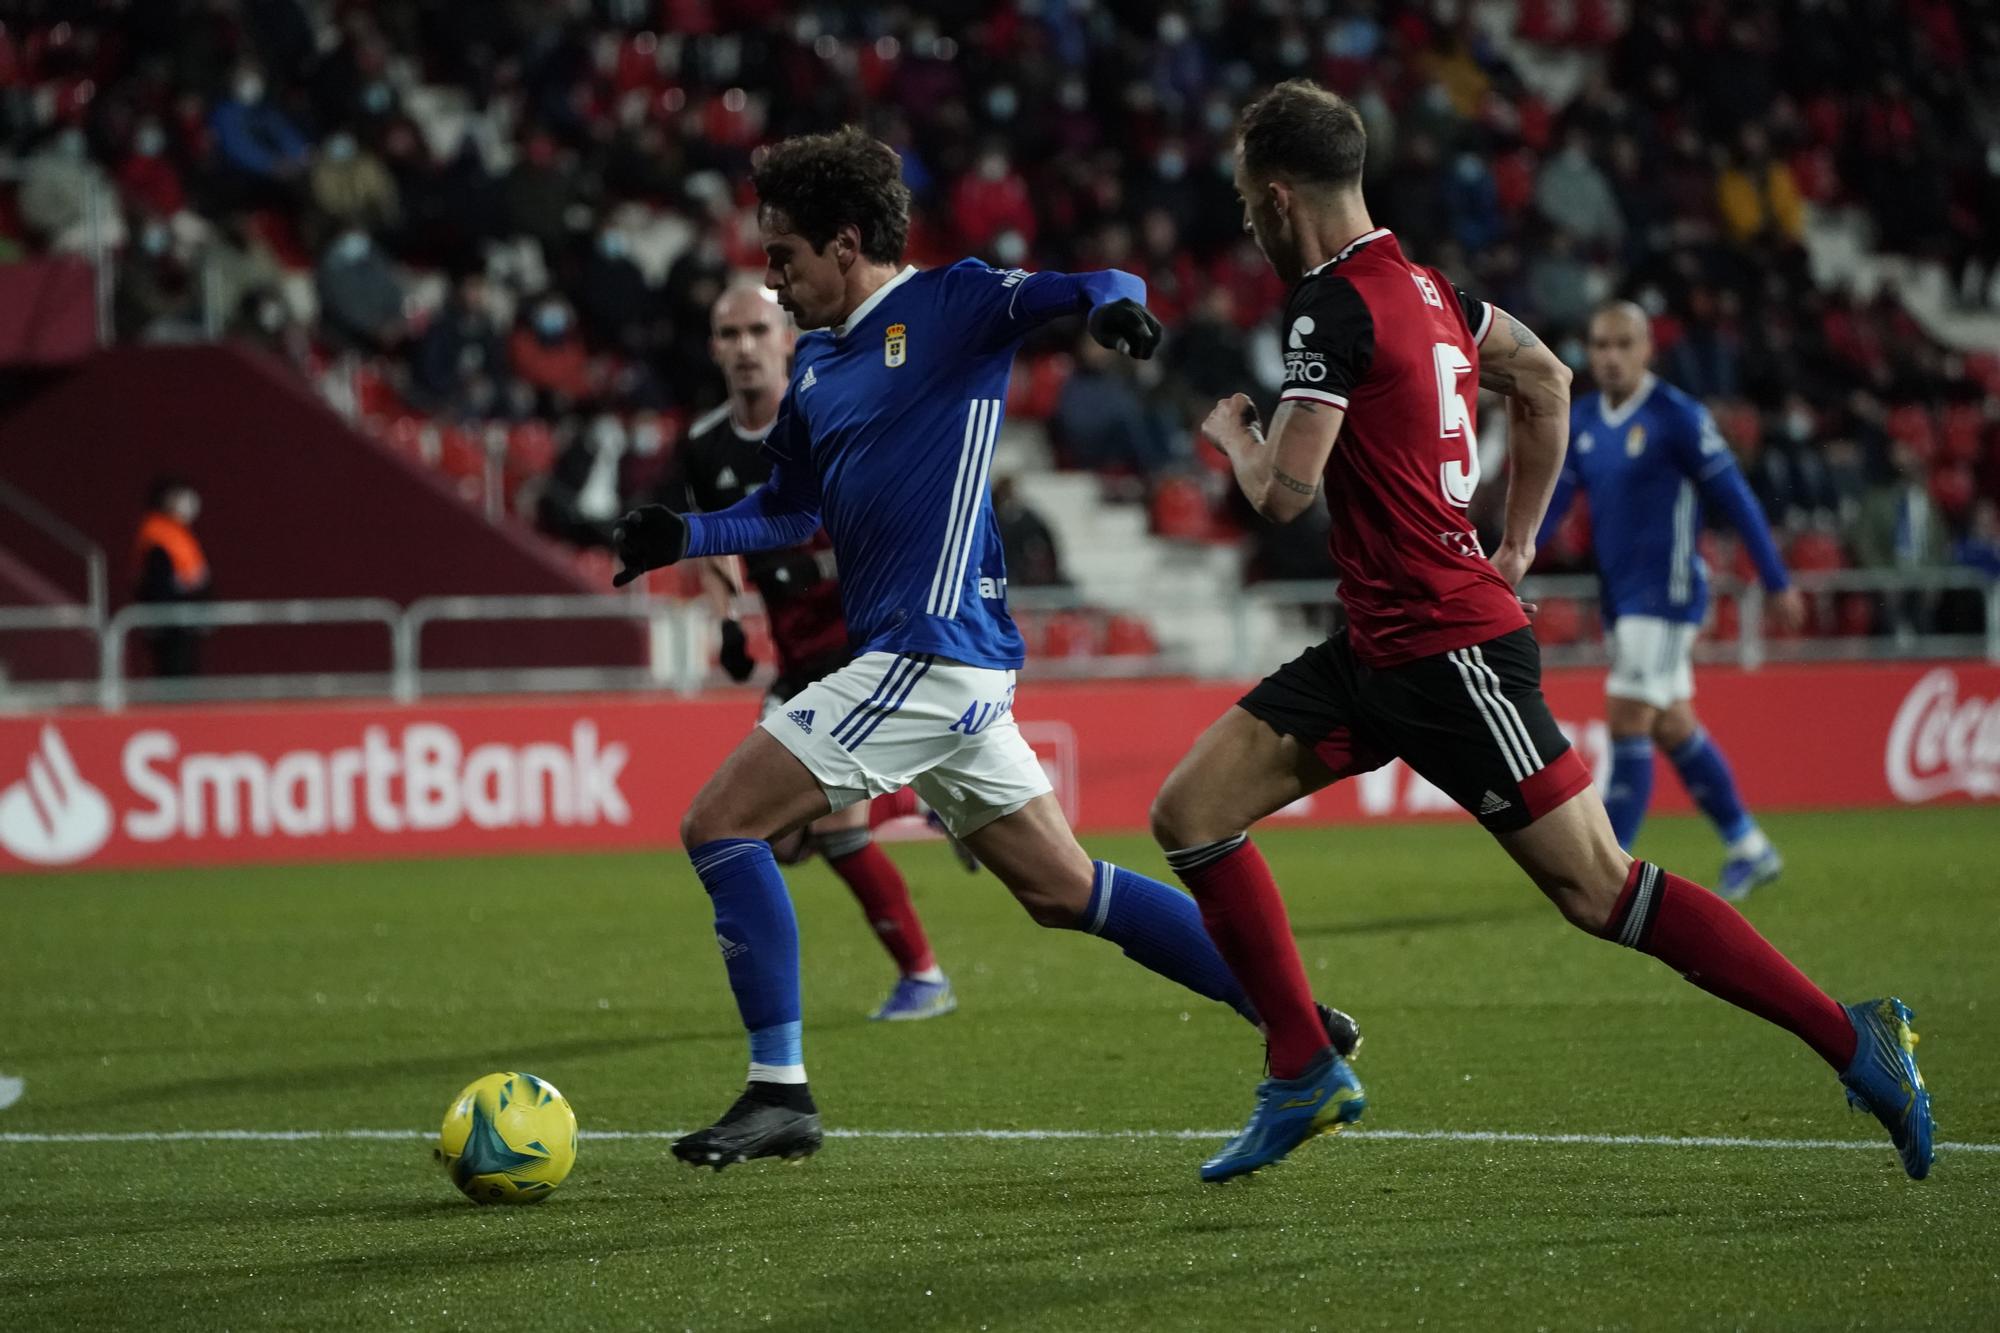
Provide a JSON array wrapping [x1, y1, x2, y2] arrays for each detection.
[[1433, 342, 1479, 508]]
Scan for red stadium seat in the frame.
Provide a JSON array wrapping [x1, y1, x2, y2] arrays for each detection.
[[1532, 596, 1583, 646], [506, 420, 557, 478], [1151, 476, 1212, 540], [1930, 463, 1975, 519], [1887, 404, 1937, 459], [1041, 612, 1097, 658], [1102, 615, 1159, 657], [1939, 403, 1984, 463], [1835, 593, 1876, 638], [1787, 530, 1846, 573], [1965, 352, 2000, 397]]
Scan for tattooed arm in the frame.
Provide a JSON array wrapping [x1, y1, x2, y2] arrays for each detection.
[[1477, 307, 1572, 587], [1200, 392, 1339, 524]]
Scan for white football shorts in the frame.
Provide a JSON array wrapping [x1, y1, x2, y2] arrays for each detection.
[[1605, 615, 1697, 708], [760, 651, 1052, 837]]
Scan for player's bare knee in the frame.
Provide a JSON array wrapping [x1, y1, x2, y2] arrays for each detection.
[[1150, 780, 1228, 851], [1007, 870, 1092, 929]]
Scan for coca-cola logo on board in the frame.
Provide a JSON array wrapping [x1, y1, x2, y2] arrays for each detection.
[[1885, 668, 2000, 803]]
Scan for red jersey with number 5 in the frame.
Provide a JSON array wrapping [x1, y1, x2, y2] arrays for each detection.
[[1278, 228, 1528, 667]]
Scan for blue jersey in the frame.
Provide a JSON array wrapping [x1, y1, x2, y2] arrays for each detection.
[[1542, 374, 1789, 624], [684, 259, 1143, 669]]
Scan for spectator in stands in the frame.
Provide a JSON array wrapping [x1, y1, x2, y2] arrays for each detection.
[[413, 270, 510, 419], [114, 217, 203, 342], [115, 120, 187, 223], [201, 213, 288, 334], [1051, 333, 1177, 478], [19, 126, 123, 255], [1953, 499, 2000, 580], [1859, 438, 1948, 573], [537, 415, 627, 549], [1526, 229, 1595, 335], [1169, 286, 1257, 424], [132, 477, 210, 679], [500, 133, 579, 260], [509, 296, 597, 412], [576, 226, 655, 355], [206, 60, 311, 211], [1535, 130, 1623, 251], [1715, 129, 1806, 248], [228, 288, 309, 371], [305, 129, 400, 253], [951, 144, 1036, 263], [993, 477, 1066, 588], [314, 226, 406, 352]]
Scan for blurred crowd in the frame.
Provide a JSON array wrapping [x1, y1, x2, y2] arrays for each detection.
[[3, 0, 1999, 623]]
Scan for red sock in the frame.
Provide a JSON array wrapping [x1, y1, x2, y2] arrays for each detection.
[[869, 789, 919, 827], [1607, 861, 1856, 1070], [826, 842, 936, 976], [1167, 837, 1328, 1078]]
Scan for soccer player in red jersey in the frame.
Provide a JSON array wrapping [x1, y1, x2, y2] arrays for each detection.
[[658, 285, 957, 1022], [1150, 81, 1932, 1183]]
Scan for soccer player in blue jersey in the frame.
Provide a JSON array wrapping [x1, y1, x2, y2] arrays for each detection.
[[611, 127, 1356, 1169], [1539, 302, 1807, 899]]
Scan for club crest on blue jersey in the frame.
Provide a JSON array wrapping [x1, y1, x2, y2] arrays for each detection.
[[885, 322, 907, 368], [1626, 425, 1646, 457]]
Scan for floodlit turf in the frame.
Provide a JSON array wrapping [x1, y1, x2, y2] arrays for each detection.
[[3, 809, 1997, 1330]]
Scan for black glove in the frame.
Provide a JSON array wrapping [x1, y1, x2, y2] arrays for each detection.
[[717, 618, 756, 682], [611, 505, 689, 587], [1087, 297, 1164, 360]]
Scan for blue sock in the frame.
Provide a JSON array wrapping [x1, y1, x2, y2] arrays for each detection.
[[1667, 729, 1756, 846], [1084, 861, 1257, 1023], [689, 838, 805, 1082], [1604, 735, 1656, 850]]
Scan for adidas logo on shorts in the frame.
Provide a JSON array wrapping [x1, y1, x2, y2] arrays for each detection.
[[1478, 790, 1512, 816], [788, 709, 815, 733]]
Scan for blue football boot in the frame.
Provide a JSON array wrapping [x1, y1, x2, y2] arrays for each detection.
[[870, 975, 957, 1022], [1200, 1049, 1366, 1183], [1839, 997, 1934, 1180], [1716, 841, 1783, 901]]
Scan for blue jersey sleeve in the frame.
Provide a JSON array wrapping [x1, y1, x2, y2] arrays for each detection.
[[681, 393, 821, 557], [1665, 402, 1789, 591], [943, 259, 1147, 351]]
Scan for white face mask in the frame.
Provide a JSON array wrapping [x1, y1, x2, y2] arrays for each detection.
[[236, 74, 265, 104]]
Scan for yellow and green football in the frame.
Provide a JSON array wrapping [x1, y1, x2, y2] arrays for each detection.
[[435, 1071, 577, 1204]]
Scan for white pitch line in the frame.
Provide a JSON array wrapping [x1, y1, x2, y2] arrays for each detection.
[[0, 1127, 1993, 1153]]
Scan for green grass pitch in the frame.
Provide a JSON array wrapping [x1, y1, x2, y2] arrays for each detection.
[[3, 809, 1997, 1330]]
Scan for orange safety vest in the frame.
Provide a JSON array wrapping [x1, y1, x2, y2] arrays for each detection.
[[134, 512, 209, 592]]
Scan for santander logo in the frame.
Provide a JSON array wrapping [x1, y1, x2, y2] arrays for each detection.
[[0, 726, 114, 865], [1885, 668, 2000, 803]]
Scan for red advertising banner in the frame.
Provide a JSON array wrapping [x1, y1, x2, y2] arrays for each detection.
[[2, 662, 1995, 873]]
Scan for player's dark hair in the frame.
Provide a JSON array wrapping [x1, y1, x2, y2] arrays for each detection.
[[751, 126, 911, 264], [1239, 80, 1367, 189]]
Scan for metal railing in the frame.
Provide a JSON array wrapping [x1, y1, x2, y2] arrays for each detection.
[[394, 593, 702, 702], [0, 569, 1992, 713], [0, 479, 108, 624], [98, 598, 402, 709]]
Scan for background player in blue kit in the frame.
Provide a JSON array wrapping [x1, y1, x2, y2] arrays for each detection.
[[1539, 302, 1806, 899], [612, 127, 1356, 1169]]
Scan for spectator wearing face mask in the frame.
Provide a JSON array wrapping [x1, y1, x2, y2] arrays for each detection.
[[207, 61, 311, 210], [133, 477, 211, 679], [315, 227, 406, 352], [577, 226, 654, 355], [117, 120, 187, 219], [413, 270, 510, 417], [951, 144, 1035, 261], [115, 216, 202, 341], [307, 129, 401, 252], [509, 296, 597, 411]]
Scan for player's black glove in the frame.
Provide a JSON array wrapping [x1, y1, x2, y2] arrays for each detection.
[[717, 618, 756, 682], [610, 505, 688, 587], [1087, 298, 1164, 361]]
